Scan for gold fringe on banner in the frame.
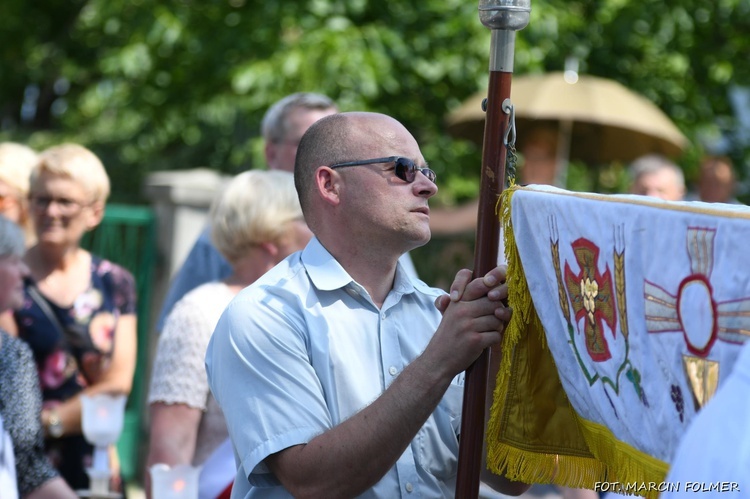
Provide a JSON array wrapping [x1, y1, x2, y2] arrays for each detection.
[[496, 185, 543, 378], [577, 417, 669, 496], [485, 185, 668, 498]]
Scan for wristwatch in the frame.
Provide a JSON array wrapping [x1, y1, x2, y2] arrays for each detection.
[[47, 410, 64, 439]]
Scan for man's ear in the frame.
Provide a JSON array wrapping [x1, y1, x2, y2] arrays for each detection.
[[260, 241, 279, 258], [315, 166, 341, 207], [264, 142, 278, 169]]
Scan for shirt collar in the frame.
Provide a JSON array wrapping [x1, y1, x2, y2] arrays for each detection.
[[301, 237, 417, 296], [301, 237, 352, 291]]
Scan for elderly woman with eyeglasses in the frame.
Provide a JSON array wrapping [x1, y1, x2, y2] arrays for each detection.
[[13, 144, 137, 493]]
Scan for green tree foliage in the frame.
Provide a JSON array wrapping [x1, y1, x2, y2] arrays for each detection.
[[1, 0, 749, 203]]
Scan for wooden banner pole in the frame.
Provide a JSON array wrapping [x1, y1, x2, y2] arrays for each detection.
[[456, 5, 530, 494]]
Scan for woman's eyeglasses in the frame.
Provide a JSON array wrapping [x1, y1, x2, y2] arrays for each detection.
[[29, 195, 89, 216], [329, 156, 437, 184]]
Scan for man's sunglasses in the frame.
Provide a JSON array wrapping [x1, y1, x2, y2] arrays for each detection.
[[329, 156, 437, 184]]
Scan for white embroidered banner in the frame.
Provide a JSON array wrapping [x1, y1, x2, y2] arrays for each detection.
[[487, 185, 750, 494]]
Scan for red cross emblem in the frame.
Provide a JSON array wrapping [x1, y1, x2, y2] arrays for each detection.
[[564, 238, 617, 362]]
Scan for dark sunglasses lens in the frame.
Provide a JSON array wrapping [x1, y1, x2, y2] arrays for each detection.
[[394, 158, 416, 183]]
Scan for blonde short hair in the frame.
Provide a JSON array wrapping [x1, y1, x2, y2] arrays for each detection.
[[0, 142, 38, 194], [31, 143, 111, 204], [210, 170, 302, 264]]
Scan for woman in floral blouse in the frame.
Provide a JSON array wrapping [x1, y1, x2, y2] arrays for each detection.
[[13, 144, 137, 492]]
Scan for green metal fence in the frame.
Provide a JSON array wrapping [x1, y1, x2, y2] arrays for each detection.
[[81, 203, 157, 481]]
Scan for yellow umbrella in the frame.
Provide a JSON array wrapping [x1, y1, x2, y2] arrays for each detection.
[[446, 72, 689, 180]]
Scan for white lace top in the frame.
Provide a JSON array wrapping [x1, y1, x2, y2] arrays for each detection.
[[148, 281, 235, 465]]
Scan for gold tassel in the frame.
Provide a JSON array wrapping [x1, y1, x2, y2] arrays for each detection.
[[576, 417, 669, 498], [488, 186, 555, 478], [487, 186, 521, 475], [496, 186, 544, 374], [489, 444, 607, 489]]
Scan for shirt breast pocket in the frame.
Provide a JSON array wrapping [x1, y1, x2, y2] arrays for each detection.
[[416, 378, 464, 479]]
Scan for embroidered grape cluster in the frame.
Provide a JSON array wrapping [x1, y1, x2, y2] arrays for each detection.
[[670, 384, 684, 422]]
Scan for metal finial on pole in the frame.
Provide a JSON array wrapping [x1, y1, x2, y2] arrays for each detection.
[[456, 1, 530, 497]]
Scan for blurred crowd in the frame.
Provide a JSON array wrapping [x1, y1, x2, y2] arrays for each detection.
[[0, 91, 744, 499]]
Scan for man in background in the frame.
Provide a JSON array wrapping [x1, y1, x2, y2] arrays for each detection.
[[156, 92, 338, 330], [628, 153, 686, 201], [697, 155, 741, 204]]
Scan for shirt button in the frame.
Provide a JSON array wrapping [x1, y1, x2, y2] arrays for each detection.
[[388, 366, 398, 376], [380, 312, 386, 320], [405, 482, 414, 493]]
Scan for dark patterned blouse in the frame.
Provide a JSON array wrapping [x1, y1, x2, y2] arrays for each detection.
[[14, 255, 136, 491], [0, 330, 59, 496]]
